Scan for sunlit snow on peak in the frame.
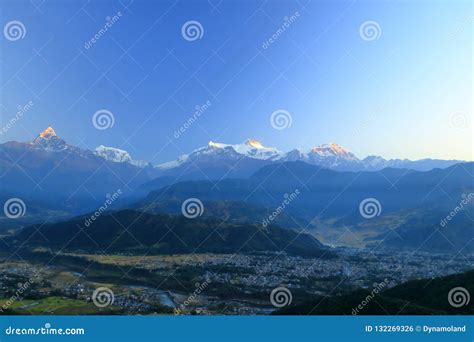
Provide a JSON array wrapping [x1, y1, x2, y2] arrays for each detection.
[[38, 126, 57, 139], [245, 139, 265, 149]]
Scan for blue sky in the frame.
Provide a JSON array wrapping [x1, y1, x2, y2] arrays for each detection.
[[0, 0, 472, 163]]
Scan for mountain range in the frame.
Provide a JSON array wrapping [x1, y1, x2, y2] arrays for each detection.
[[0, 127, 158, 219], [1, 127, 464, 176], [1, 128, 472, 254], [21, 128, 462, 173], [0, 127, 463, 211], [154, 139, 463, 174]]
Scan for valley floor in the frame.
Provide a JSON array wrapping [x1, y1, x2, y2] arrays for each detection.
[[0, 248, 472, 315]]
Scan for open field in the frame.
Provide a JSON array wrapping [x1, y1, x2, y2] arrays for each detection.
[[0, 296, 116, 315]]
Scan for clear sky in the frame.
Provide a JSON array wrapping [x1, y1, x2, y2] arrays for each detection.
[[0, 0, 472, 163]]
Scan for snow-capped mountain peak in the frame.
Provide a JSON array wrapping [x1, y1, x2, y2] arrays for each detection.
[[207, 139, 282, 160], [156, 140, 370, 171], [94, 145, 150, 168], [95, 145, 132, 163], [32, 126, 68, 152], [38, 126, 57, 139], [275, 143, 361, 169], [208, 141, 227, 149], [310, 143, 355, 158], [245, 139, 265, 149], [156, 139, 281, 170], [29, 128, 148, 167]]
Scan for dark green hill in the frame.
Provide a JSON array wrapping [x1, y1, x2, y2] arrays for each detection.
[[276, 269, 474, 315], [383, 269, 474, 315], [13, 210, 333, 258], [274, 289, 442, 315], [134, 199, 308, 229]]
